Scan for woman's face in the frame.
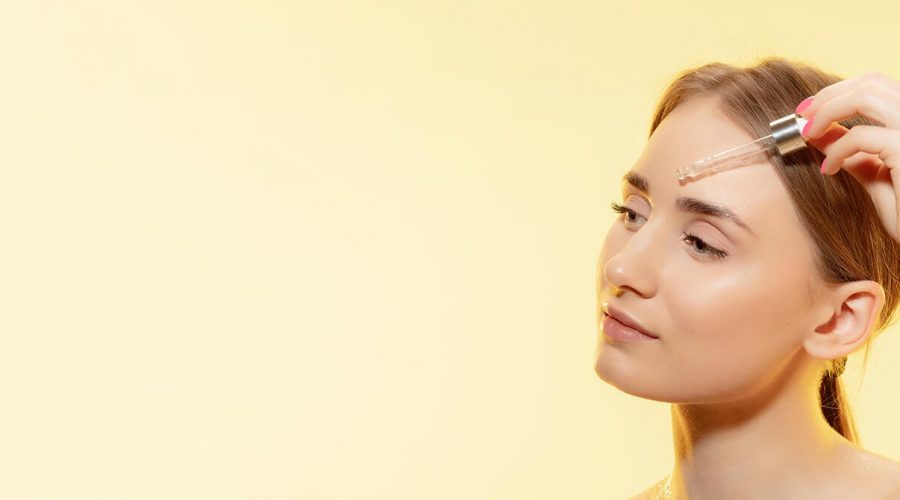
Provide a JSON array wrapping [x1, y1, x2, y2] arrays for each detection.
[[595, 96, 826, 402]]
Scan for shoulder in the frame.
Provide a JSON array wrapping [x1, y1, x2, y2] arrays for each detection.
[[842, 447, 900, 499], [628, 477, 668, 500], [883, 464, 900, 499]]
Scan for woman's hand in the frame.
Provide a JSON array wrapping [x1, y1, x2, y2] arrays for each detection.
[[796, 70, 900, 243]]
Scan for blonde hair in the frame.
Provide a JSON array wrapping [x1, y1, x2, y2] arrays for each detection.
[[648, 57, 900, 444]]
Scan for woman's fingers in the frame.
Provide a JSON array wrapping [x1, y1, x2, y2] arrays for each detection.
[[800, 82, 900, 139], [804, 123, 885, 178], [819, 124, 900, 239], [804, 122, 849, 154], [799, 70, 900, 120], [840, 150, 885, 173], [792, 70, 900, 242], [819, 125, 900, 176]]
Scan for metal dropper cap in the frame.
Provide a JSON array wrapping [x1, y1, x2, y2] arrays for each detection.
[[769, 113, 810, 157]]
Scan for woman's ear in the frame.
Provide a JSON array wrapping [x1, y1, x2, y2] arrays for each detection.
[[803, 280, 885, 361]]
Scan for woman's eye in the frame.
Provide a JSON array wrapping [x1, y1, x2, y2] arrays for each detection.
[[682, 232, 728, 260], [610, 201, 645, 225], [610, 200, 728, 261]]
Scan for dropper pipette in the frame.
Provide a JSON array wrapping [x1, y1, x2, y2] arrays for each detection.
[[674, 113, 810, 181]]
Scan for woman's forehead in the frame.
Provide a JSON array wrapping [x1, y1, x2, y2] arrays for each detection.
[[648, 96, 760, 170]]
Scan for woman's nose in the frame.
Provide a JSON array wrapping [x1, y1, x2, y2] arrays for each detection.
[[602, 226, 660, 299]]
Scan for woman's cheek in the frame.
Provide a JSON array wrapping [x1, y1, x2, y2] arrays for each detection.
[[667, 270, 755, 338]]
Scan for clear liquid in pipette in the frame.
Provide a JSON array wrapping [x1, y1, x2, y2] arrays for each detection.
[[675, 134, 778, 181]]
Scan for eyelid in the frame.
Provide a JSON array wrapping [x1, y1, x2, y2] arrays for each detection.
[[623, 193, 651, 210], [693, 214, 732, 245], [686, 224, 731, 251]]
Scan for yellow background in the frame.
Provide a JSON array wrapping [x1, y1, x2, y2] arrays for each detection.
[[3, 1, 900, 498]]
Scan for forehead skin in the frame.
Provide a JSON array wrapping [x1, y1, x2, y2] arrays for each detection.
[[631, 96, 814, 260]]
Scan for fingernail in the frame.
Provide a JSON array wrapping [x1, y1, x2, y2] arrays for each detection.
[[802, 117, 814, 137], [796, 96, 814, 115], [820, 159, 827, 174]]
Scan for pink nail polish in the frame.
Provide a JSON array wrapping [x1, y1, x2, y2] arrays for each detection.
[[796, 96, 814, 114], [802, 117, 814, 137], [820, 159, 827, 174]]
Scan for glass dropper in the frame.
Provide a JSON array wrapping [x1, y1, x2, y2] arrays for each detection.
[[674, 113, 810, 181]]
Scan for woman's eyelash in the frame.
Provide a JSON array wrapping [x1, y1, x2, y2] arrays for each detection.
[[682, 231, 728, 260], [609, 201, 728, 260], [610, 201, 643, 223]]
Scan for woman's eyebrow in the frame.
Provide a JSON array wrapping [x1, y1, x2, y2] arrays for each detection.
[[622, 171, 756, 237]]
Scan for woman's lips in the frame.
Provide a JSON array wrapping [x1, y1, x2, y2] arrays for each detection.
[[602, 313, 659, 342], [601, 303, 660, 340]]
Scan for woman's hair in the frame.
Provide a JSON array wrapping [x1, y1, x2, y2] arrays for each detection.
[[648, 57, 900, 444]]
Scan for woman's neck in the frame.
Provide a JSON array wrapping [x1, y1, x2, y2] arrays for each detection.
[[666, 354, 851, 499]]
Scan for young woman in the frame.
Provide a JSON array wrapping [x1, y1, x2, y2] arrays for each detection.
[[595, 58, 900, 499]]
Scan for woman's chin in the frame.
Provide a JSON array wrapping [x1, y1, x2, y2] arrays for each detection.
[[594, 347, 670, 402]]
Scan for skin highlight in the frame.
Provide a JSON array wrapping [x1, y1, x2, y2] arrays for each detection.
[[595, 96, 900, 499]]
